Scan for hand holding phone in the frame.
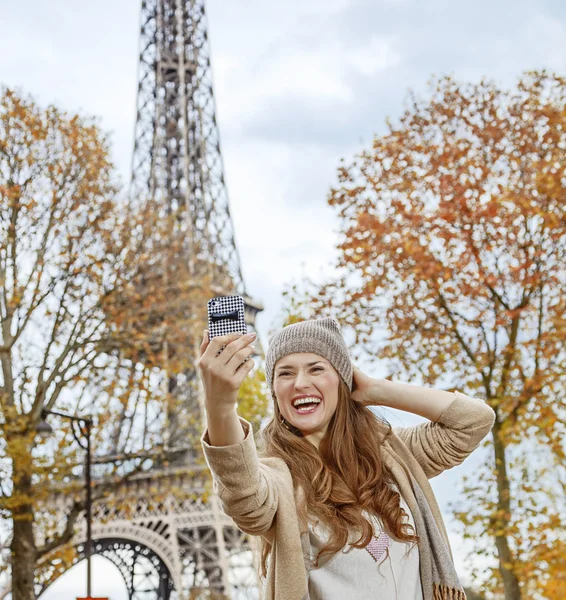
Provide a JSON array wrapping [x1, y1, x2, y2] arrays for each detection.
[[198, 330, 257, 414], [198, 296, 256, 419]]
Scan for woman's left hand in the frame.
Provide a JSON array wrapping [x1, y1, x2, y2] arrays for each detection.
[[351, 366, 377, 405]]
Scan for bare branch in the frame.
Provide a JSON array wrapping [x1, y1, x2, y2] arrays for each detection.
[[36, 499, 83, 559]]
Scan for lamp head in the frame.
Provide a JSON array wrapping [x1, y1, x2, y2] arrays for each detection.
[[36, 413, 53, 439]]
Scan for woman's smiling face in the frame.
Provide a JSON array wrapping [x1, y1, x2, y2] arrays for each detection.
[[273, 352, 341, 448]]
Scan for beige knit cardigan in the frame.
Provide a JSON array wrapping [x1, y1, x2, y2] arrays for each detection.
[[201, 392, 496, 600]]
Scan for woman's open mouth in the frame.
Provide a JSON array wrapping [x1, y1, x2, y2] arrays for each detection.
[[291, 396, 322, 414]]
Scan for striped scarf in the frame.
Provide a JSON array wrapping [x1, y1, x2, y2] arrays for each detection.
[[409, 476, 467, 600]]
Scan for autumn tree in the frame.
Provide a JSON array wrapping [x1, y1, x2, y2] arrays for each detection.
[[0, 88, 263, 600], [282, 72, 566, 599]]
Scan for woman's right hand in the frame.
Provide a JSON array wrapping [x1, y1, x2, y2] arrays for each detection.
[[198, 330, 257, 415]]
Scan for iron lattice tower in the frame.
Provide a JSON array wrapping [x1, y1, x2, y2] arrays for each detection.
[[131, 0, 246, 293], [130, 0, 262, 452], [39, 1, 262, 598]]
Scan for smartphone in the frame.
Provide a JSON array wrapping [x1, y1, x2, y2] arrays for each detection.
[[207, 295, 248, 339]]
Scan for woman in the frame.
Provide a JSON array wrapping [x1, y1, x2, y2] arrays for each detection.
[[199, 317, 495, 600]]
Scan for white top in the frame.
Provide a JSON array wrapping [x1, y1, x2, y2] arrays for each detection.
[[308, 488, 423, 600]]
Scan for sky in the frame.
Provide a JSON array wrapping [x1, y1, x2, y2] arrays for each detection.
[[1, 0, 566, 597]]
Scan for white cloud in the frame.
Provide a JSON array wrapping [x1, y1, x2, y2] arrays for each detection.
[[233, 35, 400, 105], [257, 45, 355, 102], [222, 138, 342, 333], [214, 40, 402, 136], [349, 35, 401, 76]]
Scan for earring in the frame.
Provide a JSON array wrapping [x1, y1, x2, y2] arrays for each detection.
[[280, 415, 303, 437], [273, 393, 303, 436]]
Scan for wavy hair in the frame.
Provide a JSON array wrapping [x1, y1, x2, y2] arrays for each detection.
[[258, 378, 419, 576]]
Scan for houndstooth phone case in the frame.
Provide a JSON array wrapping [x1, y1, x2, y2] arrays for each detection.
[[207, 295, 248, 339]]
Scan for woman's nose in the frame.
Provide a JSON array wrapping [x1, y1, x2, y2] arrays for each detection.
[[294, 372, 311, 389]]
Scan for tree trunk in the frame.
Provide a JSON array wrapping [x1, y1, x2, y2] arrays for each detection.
[[10, 471, 37, 600], [492, 419, 522, 600]]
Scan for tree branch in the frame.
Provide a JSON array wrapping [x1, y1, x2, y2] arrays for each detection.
[[36, 499, 83, 559]]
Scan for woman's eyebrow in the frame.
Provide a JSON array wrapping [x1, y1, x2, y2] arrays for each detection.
[[276, 361, 324, 370]]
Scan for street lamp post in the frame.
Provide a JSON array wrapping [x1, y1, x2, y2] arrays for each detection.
[[37, 409, 94, 598]]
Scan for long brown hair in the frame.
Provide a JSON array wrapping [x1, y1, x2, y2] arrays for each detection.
[[258, 378, 419, 575]]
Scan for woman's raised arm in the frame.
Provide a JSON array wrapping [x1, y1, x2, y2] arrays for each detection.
[[197, 329, 256, 446], [352, 368, 495, 477], [199, 329, 281, 537]]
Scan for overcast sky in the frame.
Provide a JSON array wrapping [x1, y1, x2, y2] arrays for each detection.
[[1, 0, 565, 597]]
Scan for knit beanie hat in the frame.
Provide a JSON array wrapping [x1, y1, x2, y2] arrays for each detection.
[[265, 317, 353, 392]]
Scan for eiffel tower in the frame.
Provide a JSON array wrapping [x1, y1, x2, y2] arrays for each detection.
[[37, 1, 263, 598]]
